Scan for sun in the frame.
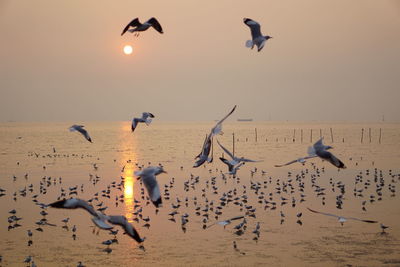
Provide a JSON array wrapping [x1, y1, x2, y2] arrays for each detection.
[[123, 45, 133, 55]]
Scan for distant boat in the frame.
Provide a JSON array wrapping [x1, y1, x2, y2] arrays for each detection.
[[237, 119, 253, 122]]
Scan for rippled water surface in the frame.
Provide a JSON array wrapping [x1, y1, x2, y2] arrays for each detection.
[[0, 121, 399, 266]]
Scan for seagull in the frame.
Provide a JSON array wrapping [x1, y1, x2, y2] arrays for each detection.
[[210, 105, 237, 137], [307, 208, 377, 226], [134, 166, 166, 207], [207, 215, 245, 229], [69, 125, 92, 143], [380, 223, 389, 233], [131, 112, 155, 133], [274, 157, 316, 167], [193, 134, 213, 168], [121, 17, 163, 36], [48, 198, 112, 229], [107, 215, 145, 243], [310, 138, 346, 168], [219, 158, 245, 175], [243, 18, 272, 52], [217, 140, 261, 166]]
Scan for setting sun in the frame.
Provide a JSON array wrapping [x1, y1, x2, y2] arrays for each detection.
[[123, 45, 133, 55]]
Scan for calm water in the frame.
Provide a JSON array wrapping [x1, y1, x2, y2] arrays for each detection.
[[0, 121, 399, 266]]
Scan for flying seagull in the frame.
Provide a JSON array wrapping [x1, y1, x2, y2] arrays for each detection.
[[131, 112, 155, 132], [275, 139, 334, 167], [220, 157, 245, 175], [49, 198, 112, 229], [107, 215, 145, 243], [121, 17, 163, 36], [193, 105, 236, 168], [310, 138, 346, 168], [243, 18, 272, 52], [210, 105, 237, 137], [193, 134, 213, 168], [217, 139, 261, 166], [207, 215, 245, 229], [69, 125, 92, 143], [134, 166, 166, 207], [307, 207, 377, 225]]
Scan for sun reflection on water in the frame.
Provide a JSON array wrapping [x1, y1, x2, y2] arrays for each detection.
[[119, 122, 138, 223]]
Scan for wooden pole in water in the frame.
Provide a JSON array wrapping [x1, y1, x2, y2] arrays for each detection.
[[232, 132, 235, 157], [379, 128, 382, 144], [255, 128, 258, 142], [293, 129, 296, 142], [330, 128, 334, 143], [361, 128, 364, 143], [369, 128, 371, 143], [301, 129, 303, 143], [310, 129, 313, 143], [319, 129, 322, 138]]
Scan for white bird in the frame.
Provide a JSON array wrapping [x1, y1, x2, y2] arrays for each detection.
[[207, 215, 245, 229], [307, 207, 377, 226], [106, 215, 145, 243], [193, 134, 213, 168], [310, 138, 346, 168], [243, 18, 272, 52], [69, 125, 92, 143], [121, 17, 163, 36], [49, 198, 112, 230], [217, 140, 261, 166], [274, 157, 315, 167], [131, 112, 155, 132], [210, 105, 237, 137], [219, 157, 245, 175], [134, 166, 166, 207]]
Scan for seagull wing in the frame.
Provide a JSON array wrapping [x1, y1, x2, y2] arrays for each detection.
[[210, 105, 237, 136], [238, 157, 261, 163], [107, 215, 144, 243], [148, 17, 163, 33], [121, 18, 140, 35], [317, 150, 346, 169], [220, 157, 234, 172], [346, 217, 378, 223], [76, 127, 92, 142], [49, 198, 98, 217], [313, 137, 325, 151], [142, 112, 155, 119], [131, 118, 139, 132], [274, 159, 299, 167], [243, 18, 262, 39], [216, 140, 235, 160], [91, 216, 113, 230], [307, 207, 340, 219], [141, 174, 162, 207]]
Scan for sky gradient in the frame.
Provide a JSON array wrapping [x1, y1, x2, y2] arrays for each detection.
[[1, 0, 399, 122]]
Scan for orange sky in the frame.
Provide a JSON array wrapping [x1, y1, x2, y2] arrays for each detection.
[[0, 0, 399, 122]]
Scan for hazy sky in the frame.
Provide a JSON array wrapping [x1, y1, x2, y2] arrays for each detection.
[[0, 0, 399, 122]]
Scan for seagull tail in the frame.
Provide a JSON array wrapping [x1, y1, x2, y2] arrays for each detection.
[[145, 118, 152, 126], [245, 40, 253, 48]]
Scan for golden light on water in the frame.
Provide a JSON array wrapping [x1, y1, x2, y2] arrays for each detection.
[[119, 121, 138, 222]]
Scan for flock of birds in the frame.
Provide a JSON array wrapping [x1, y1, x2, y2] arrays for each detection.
[[2, 104, 397, 266], [1, 15, 397, 267]]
